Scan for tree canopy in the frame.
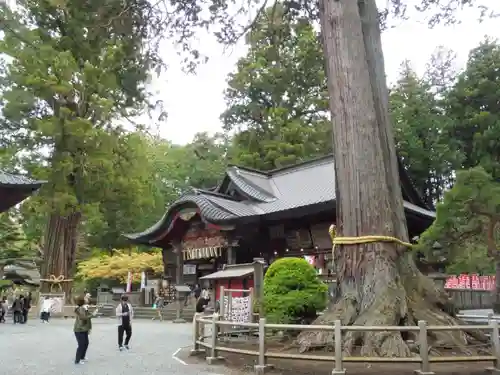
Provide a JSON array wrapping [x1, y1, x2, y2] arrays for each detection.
[[0, 213, 40, 261], [389, 59, 458, 206], [445, 39, 500, 179], [221, 5, 331, 170], [419, 167, 500, 271], [76, 249, 163, 283]]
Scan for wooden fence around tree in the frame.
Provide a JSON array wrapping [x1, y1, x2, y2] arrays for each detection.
[[192, 314, 500, 375]]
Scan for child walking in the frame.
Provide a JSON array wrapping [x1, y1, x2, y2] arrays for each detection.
[[40, 296, 53, 323]]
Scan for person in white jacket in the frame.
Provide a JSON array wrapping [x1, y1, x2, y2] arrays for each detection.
[[115, 295, 134, 351], [40, 296, 53, 323]]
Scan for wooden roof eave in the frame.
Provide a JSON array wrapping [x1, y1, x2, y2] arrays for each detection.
[[122, 193, 246, 246]]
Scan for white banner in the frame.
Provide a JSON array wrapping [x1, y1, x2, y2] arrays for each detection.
[[140, 271, 146, 290], [126, 271, 132, 292]]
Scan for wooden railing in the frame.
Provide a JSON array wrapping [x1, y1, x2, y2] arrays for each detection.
[[192, 314, 500, 374]]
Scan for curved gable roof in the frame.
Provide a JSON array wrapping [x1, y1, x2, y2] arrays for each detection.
[[124, 154, 435, 246], [0, 171, 46, 213]]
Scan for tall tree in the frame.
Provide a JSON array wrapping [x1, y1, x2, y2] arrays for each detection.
[[139, 0, 493, 356], [295, 0, 485, 355], [445, 39, 500, 179], [419, 168, 500, 311], [0, 213, 40, 261], [389, 61, 457, 206], [221, 5, 331, 170], [148, 132, 228, 194], [0, 0, 164, 295]]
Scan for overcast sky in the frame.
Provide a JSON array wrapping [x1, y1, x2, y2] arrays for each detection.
[[148, 2, 500, 145]]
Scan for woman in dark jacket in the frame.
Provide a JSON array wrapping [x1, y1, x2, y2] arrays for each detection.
[[73, 296, 95, 364], [11, 296, 23, 324]]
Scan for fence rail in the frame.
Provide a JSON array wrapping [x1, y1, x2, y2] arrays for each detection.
[[192, 314, 500, 374]]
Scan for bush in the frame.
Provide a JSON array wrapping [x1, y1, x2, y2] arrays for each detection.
[[262, 257, 328, 324]]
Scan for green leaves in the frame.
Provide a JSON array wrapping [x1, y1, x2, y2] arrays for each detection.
[[0, 213, 40, 261], [389, 58, 458, 205], [418, 167, 500, 271], [445, 39, 500, 179], [263, 257, 328, 324], [0, 0, 168, 257], [221, 6, 331, 170]]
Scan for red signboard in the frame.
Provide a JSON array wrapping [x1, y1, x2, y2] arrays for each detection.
[[445, 274, 495, 290]]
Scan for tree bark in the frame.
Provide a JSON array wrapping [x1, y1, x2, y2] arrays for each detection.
[[487, 220, 500, 313], [40, 211, 82, 301], [494, 259, 500, 314], [297, 0, 487, 356]]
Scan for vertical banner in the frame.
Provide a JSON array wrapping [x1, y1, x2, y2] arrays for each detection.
[[140, 271, 146, 290], [126, 271, 132, 292]]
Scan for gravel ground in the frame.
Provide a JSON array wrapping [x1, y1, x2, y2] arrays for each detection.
[[0, 318, 227, 375]]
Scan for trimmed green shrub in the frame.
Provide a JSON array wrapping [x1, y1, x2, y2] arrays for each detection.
[[262, 257, 328, 324]]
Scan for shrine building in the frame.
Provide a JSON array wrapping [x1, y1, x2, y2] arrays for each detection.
[[0, 170, 45, 213], [124, 154, 435, 286]]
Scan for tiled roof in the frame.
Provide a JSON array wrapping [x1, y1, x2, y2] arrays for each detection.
[[124, 191, 259, 240], [0, 171, 44, 186], [124, 155, 435, 244], [0, 171, 45, 213]]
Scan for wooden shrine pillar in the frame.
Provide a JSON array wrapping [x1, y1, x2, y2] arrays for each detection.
[[252, 257, 265, 308], [226, 232, 239, 265], [227, 246, 234, 265], [173, 241, 184, 286], [172, 241, 186, 323]]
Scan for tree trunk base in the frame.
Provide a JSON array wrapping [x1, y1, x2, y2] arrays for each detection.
[[297, 270, 489, 357]]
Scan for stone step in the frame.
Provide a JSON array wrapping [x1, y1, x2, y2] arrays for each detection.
[[15, 304, 195, 320]]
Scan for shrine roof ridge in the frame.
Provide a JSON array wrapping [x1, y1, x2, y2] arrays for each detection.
[[0, 170, 46, 213], [123, 153, 436, 246], [0, 170, 46, 187]]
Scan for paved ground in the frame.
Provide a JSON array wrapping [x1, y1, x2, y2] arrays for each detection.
[[0, 318, 226, 375]]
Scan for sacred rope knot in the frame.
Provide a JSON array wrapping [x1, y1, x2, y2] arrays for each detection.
[[40, 274, 73, 292], [329, 224, 337, 242], [40, 274, 72, 283]]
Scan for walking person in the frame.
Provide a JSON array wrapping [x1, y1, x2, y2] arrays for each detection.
[[74, 295, 96, 365], [152, 294, 164, 321], [40, 296, 53, 323], [22, 291, 32, 324], [116, 295, 133, 351], [0, 296, 7, 323], [196, 289, 210, 313], [11, 295, 23, 324]]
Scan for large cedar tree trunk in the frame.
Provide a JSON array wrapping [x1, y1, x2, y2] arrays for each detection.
[[494, 259, 500, 313], [297, 0, 487, 356], [40, 212, 82, 301], [488, 221, 500, 313]]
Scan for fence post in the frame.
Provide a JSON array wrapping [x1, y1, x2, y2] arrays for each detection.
[[416, 320, 434, 375], [206, 313, 223, 364], [255, 317, 267, 374], [487, 320, 500, 373], [332, 320, 345, 375], [219, 286, 225, 318], [190, 312, 203, 355]]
